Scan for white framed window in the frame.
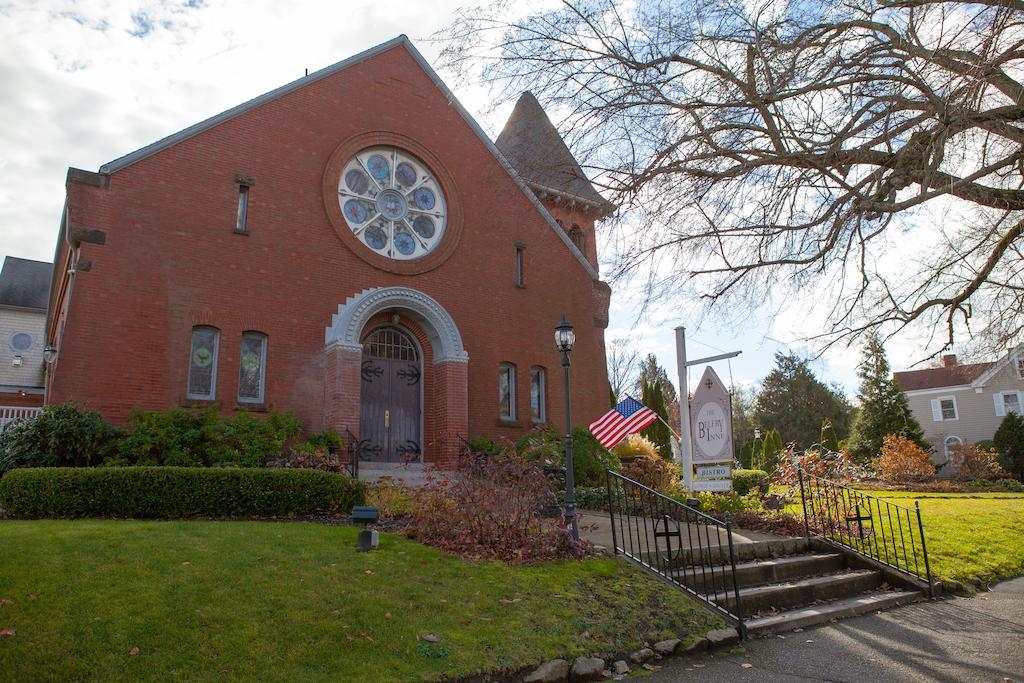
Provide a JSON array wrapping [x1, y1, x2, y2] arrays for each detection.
[[530, 366, 546, 423], [944, 435, 963, 463], [995, 391, 1023, 417], [931, 396, 958, 422], [8, 332, 33, 352], [187, 326, 220, 400], [515, 246, 525, 287], [237, 331, 267, 403], [499, 362, 516, 421], [235, 185, 250, 233]]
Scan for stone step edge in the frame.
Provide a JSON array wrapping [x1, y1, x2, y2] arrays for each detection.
[[671, 552, 844, 579], [742, 589, 923, 638], [710, 568, 880, 603]]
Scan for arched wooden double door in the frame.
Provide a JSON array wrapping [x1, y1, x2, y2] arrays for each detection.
[[359, 326, 422, 463]]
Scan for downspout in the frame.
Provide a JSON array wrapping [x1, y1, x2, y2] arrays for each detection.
[[44, 201, 78, 404]]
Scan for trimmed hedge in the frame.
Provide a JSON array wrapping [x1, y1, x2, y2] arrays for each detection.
[[0, 467, 365, 519], [732, 469, 770, 497]]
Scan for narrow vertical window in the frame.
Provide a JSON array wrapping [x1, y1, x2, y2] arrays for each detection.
[[499, 362, 516, 421], [569, 224, 585, 252], [235, 185, 250, 233], [515, 246, 525, 287], [238, 332, 267, 403], [187, 326, 219, 400], [530, 366, 546, 423]]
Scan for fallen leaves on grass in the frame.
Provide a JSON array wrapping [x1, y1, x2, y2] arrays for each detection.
[[128, 646, 139, 656], [1, 627, 15, 637]]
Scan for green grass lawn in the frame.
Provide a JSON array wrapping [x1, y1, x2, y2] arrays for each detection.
[[870, 492, 1024, 586], [0, 520, 722, 681]]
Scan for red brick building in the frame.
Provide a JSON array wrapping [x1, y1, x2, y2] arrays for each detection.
[[45, 36, 614, 468]]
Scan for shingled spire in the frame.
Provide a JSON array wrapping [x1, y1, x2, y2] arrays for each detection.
[[495, 92, 616, 216]]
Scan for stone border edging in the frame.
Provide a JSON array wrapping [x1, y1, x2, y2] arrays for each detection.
[[506, 625, 742, 682]]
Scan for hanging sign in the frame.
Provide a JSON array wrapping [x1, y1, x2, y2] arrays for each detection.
[[690, 366, 734, 464]]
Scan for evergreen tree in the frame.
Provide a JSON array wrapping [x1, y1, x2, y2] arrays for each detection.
[[753, 353, 853, 449], [993, 413, 1024, 481], [755, 428, 784, 473], [845, 332, 926, 463], [641, 377, 672, 460], [633, 354, 678, 405]]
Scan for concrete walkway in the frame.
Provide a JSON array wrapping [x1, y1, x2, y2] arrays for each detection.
[[643, 577, 1024, 682], [577, 510, 783, 551]]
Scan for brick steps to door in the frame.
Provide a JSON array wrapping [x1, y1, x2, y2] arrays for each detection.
[[665, 539, 924, 637]]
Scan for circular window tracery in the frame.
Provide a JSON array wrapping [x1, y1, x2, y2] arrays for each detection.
[[339, 146, 448, 261], [9, 332, 33, 352]]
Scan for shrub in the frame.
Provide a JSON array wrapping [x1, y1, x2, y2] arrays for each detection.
[[692, 491, 763, 514], [732, 469, 769, 497], [993, 413, 1024, 480], [947, 444, 1008, 482], [467, 435, 498, 454], [0, 403, 118, 474], [620, 455, 678, 493], [297, 432, 344, 452], [562, 485, 621, 511], [875, 434, 935, 483], [516, 426, 619, 487], [729, 510, 806, 537], [406, 455, 585, 562], [367, 477, 413, 519], [774, 445, 864, 489], [115, 407, 301, 467], [0, 467, 365, 518], [265, 446, 350, 474], [613, 433, 660, 460]]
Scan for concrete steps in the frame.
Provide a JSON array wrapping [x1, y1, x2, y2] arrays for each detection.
[[357, 462, 431, 486], [742, 589, 922, 637], [670, 540, 924, 637]]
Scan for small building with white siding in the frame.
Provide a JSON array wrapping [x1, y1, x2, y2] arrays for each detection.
[[0, 256, 51, 425], [895, 350, 1024, 470]]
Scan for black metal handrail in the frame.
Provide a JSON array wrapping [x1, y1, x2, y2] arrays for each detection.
[[343, 429, 360, 480], [798, 468, 933, 596], [606, 470, 745, 635]]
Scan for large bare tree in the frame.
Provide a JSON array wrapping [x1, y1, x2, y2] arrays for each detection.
[[439, 0, 1024, 357]]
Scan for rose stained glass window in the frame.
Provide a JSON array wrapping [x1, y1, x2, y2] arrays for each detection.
[[338, 147, 447, 260]]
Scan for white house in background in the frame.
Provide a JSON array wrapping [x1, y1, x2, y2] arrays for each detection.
[[895, 349, 1024, 470], [0, 256, 51, 427]]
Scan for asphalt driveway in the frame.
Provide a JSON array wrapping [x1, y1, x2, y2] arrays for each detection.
[[644, 577, 1024, 682]]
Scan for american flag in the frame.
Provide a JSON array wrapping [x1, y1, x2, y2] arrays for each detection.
[[589, 396, 658, 450]]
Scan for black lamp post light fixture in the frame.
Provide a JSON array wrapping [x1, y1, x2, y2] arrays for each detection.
[[554, 315, 579, 541]]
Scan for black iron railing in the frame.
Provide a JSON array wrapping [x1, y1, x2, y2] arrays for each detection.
[[798, 469, 933, 596], [606, 471, 745, 634], [343, 429, 360, 480]]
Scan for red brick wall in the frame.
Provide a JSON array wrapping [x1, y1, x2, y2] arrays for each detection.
[[48, 43, 610, 460]]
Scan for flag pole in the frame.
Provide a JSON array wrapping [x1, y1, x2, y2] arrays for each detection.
[[675, 326, 693, 492]]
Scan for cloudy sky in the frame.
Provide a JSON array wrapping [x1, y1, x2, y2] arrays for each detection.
[[0, 0, 937, 400]]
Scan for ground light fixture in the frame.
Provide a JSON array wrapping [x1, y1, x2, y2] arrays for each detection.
[[554, 315, 579, 541], [351, 505, 380, 551]]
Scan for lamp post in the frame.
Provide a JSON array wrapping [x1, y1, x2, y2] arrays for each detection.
[[554, 315, 579, 541]]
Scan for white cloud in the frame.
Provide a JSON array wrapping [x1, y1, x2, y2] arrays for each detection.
[[0, 0, 499, 263]]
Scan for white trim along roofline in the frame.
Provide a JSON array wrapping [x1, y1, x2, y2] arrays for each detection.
[[903, 385, 971, 397], [971, 344, 1024, 389], [95, 36, 600, 281]]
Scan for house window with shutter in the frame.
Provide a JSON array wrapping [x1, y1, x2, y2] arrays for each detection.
[[931, 396, 958, 421], [1017, 356, 1024, 380], [996, 391, 1022, 416]]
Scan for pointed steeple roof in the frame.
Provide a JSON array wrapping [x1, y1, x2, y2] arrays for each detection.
[[495, 93, 615, 215]]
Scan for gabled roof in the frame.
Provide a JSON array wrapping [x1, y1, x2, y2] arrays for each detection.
[[970, 345, 1023, 388], [495, 92, 615, 214], [91, 37, 599, 280], [0, 256, 52, 310], [894, 362, 994, 391]]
